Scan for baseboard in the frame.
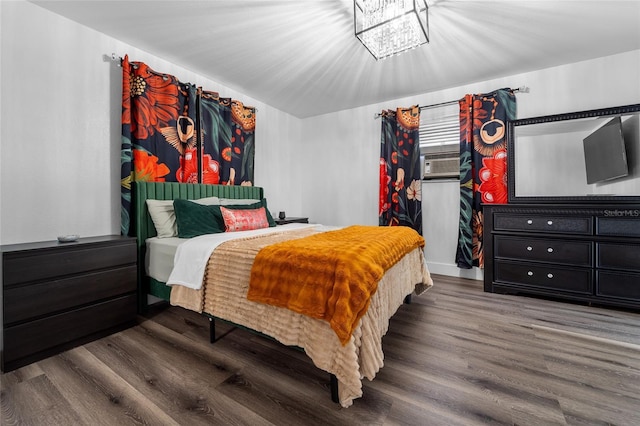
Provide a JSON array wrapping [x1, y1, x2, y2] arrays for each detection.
[[425, 261, 484, 281]]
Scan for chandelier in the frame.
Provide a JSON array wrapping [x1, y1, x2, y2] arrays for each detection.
[[354, 0, 429, 60]]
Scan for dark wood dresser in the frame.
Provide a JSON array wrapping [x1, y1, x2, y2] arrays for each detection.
[[484, 204, 640, 310], [2, 235, 137, 372]]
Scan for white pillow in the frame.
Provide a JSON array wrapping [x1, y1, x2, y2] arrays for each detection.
[[146, 200, 176, 238], [146, 196, 220, 238], [219, 198, 260, 205], [193, 196, 222, 206]]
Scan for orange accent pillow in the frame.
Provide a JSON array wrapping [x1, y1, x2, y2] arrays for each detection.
[[220, 206, 270, 232]]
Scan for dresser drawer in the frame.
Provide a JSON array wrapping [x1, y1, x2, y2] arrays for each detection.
[[3, 294, 137, 365], [4, 265, 137, 324], [597, 243, 640, 272], [494, 214, 592, 235], [495, 260, 592, 294], [3, 240, 136, 286], [597, 216, 640, 237], [494, 236, 592, 266], [597, 271, 640, 301]]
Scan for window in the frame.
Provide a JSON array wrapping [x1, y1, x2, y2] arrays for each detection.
[[419, 102, 460, 179], [419, 102, 459, 154]]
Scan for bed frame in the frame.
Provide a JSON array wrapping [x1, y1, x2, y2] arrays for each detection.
[[132, 181, 421, 405], [133, 181, 343, 402]]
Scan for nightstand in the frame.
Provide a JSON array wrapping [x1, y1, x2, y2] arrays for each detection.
[[1, 235, 137, 372], [275, 217, 309, 225]]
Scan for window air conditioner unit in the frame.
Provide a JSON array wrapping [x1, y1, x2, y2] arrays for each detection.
[[423, 151, 459, 179]]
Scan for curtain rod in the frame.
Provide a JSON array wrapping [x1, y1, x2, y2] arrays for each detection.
[[111, 53, 124, 67], [109, 53, 258, 112], [373, 86, 529, 119]]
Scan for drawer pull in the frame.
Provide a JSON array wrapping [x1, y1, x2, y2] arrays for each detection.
[[547, 220, 553, 226], [527, 219, 533, 225], [527, 271, 534, 276], [527, 246, 533, 251], [547, 273, 554, 279], [547, 247, 554, 253]]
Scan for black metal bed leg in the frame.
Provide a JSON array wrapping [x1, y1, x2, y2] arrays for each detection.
[[209, 317, 216, 343], [404, 294, 412, 304], [330, 374, 339, 403]]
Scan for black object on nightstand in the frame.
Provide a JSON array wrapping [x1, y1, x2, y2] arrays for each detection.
[[1, 235, 137, 372], [274, 217, 309, 225]]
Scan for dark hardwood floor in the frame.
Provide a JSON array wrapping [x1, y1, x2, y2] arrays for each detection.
[[2, 274, 639, 425]]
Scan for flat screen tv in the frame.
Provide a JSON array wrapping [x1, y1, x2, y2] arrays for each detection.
[[583, 116, 628, 184]]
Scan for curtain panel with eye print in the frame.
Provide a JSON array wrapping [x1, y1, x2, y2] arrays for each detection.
[[456, 88, 516, 269], [120, 55, 256, 235]]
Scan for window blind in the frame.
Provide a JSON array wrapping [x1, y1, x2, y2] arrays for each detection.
[[419, 102, 459, 153]]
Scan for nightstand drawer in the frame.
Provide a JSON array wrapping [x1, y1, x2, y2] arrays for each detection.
[[3, 241, 136, 286], [495, 260, 592, 294], [3, 293, 137, 365], [494, 214, 592, 235], [4, 265, 137, 324], [494, 236, 592, 266], [597, 243, 640, 272]]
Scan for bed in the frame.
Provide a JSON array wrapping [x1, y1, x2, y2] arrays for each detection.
[[134, 181, 433, 407]]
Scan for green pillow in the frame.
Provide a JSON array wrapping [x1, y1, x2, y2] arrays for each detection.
[[259, 198, 277, 227], [174, 198, 276, 238], [173, 199, 225, 238]]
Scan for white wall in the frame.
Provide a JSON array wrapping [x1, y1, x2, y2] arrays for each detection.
[[0, 0, 303, 246], [302, 49, 640, 279]]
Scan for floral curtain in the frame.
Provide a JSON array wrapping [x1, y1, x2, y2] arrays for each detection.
[[379, 106, 422, 234], [455, 88, 516, 269], [120, 55, 255, 235], [200, 92, 255, 186]]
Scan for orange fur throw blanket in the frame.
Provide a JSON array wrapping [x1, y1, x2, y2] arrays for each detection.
[[247, 225, 425, 345]]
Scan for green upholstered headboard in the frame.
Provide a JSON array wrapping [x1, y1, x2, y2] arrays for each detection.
[[133, 181, 264, 312]]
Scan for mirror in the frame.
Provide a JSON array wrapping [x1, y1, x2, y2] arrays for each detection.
[[507, 104, 640, 203]]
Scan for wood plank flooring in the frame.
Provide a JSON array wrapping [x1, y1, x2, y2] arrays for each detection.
[[2, 274, 639, 425]]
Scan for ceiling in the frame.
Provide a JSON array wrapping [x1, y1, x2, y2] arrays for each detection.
[[30, 0, 640, 118]]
